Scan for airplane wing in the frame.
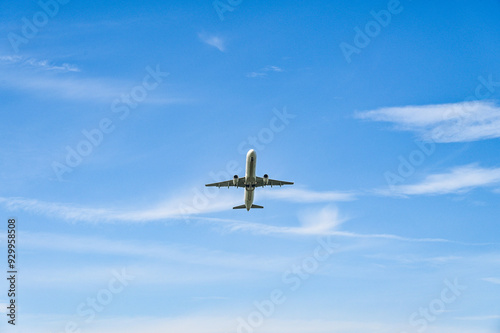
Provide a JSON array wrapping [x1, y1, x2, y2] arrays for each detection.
[[205, 177, 246, 188], [255, 177, 294, 187]]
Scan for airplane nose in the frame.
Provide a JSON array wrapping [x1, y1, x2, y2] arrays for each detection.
[[247, 149, 256, 157]]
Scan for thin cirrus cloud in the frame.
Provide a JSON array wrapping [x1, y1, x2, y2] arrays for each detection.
[[203, 208, 460, 244], [0, 61, 181, 104], [0, 191, 241, 223], [260, 187, 356, 202], [380, 164, 500, 196], [18, 231, 290, 274], [0, 54, 80, 72], [0, 316, 360, 333], [0, 193, 347, 237], [198, 33, 226, 52], [3, 74, 130, 102], [0, 193, 338, 235], [482, 277, 500, 285], [215, 205, 346, 236], [0, 195, 345, 238], [454, 315, 500, 321], [16, 314, 493, 333], [0, 187, 354, 224], [0, 54, 185, 104], [23, 58, 81, 72], [246, 65, 283, 78], [0, 196, 476, 245], [355, 100, 500, 143], [0, 55, 125, 101]]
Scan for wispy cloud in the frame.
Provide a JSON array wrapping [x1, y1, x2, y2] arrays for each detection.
[[20, 231, 288, 273], [0, 196, 457, 243], [454, 315, 500, 321], [24, 58, 81, 72], [219, 205, 345, 236], [0, 62, 181, 104], [246, 65, 283, 78], [0, 193, 487, 245], [356, 101, 500, 142], [365, 253, 463, 265], [246, 72, 267, 78], [0, 192, 240, 223], [2, 74, 126, 102], [0, 195, 346, 237], [200, 211, 464, 244], [482, 277, 500, 285], [0, 54, 124, 101], [13, 315, 492, 333], [297, 205, 346, 233], [260, 188, 356, 203], [0, 187, 355, 224], [379, 164, 500, 196], [0, 55, 22, 63], [263, 65, 283, 72], [198, 33, 226, 52], [0, 54, 80, 72]]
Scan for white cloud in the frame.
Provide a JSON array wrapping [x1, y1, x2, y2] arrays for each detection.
[[246, 65, 284, 78], [9, 315, 492, 333], [219, 205, 345, 236], [202, 208, 458, 244], [454, 315, 500, 321], [297, 205, 346, 233], [364, 253, 464, 265], [0, 196, 458, 243], [0, 55, 183, 104], [0, 55, 22, 63], [246, 72, 266, 78], [482, 277, 500, 284], [0, 191, 241, 223], [0, 54, 80, 72], [263, 65, 283, 72], [20, 257, 277, 287], [356, 100, 500, 142], [198, 33, 226, 52], [381, 164, 500, 196], [260, 188, 356, 203], [20, 231, 287, 273], [0, 187, 355, 224], [2, 74, 124, 102], [24, 58, 81, 72], [0, 70, 182, 104]]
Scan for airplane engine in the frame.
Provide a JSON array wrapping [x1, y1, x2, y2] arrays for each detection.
[[263, 174, 269, 185], [233, 175, 239, 186]]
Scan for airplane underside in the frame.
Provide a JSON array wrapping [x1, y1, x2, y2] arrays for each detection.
[[205, 149, 294, 211]]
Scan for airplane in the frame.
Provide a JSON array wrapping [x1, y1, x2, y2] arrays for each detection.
[[205, 149, 294, 211]]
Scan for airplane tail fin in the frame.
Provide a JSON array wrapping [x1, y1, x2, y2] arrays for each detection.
[[232, 204, 264, 209]]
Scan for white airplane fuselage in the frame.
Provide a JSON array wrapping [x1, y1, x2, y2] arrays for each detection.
[[205, 148, 293, 210], [244, 149, 257, 210]]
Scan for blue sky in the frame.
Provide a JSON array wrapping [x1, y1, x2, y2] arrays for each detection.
[[1, 0, 500, 332]]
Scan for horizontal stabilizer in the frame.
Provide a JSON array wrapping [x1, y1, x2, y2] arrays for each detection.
[[232, 204, 264, 209]]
